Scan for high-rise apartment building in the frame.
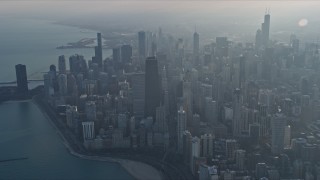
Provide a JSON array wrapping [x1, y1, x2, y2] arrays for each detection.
[[15, 64, 28, 94], [138, 31, 146, 59]]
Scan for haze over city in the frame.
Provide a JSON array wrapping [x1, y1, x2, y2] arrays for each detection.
[[1, 1, 320, 180]]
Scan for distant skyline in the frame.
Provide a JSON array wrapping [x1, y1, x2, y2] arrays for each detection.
[[0, 0, 319, 81], [0, 1, 318, 42]]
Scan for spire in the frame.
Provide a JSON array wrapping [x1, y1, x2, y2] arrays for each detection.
[[265, 8, 271, 15]]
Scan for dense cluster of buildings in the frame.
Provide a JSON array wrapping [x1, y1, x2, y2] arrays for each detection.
[[42, 13, 320, 179]]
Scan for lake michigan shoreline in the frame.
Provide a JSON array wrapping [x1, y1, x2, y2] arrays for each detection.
[[32, 96, 164, 180]]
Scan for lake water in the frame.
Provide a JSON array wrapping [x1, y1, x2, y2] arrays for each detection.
[[0, 17, 111, 82], [0, 101, 133, 179]]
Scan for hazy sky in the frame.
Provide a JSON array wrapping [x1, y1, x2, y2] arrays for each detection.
[[0, 1, 319, 42]]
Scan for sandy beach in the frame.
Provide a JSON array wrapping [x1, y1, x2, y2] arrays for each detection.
[[118, 159, 163, 180]]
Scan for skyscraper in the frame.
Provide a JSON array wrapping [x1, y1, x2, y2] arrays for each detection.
[[191, 136, 201, 174], [205, 97, 217, 125], [271, 113, 286, 154], [58, 74, 67, 96], [145, 57, 161, 119], [193, 31, 199, 55], [15, 64, 28, 94], [249, 123, 260, 144], [239, 55, 246, 89], [233, 88, 242, 137], [261, 13, 270, 46], [112, 47, 121, 63], [97, 32, 102, 47], [85, 101, 97, 121], [284, 125, 291, 148], [58, 55, 66, 74], [82, 121, 95, 140], [132, 72, 145, 119], [255, 29, 262, 49], [183, 80, 193, 126], [94, 33, 103, 67], [154, 105, 167, 133], [161, 66, 169, 115], [48, 65, 58, 93], [66, 105, 79, 129], [177, 106, 187, 153], [226, 139, 238, 160], [121, 44, 132, 63], [182, 130, 192, 163], [235, 149, 246, 170], [200, 134, 214, 157], [44, 73, 53, 97], [192, 114, 200, 136], [138, 31, 146, 59], [256, 163, 267, 179], [69, 54, 87, 75]]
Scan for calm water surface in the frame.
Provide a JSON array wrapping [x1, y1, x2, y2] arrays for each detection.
[[0, 17, 111, 82], [0, 101, 133, 179]]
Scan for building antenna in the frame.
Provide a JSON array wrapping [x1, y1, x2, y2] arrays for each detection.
[[195, 24, 197, 33]]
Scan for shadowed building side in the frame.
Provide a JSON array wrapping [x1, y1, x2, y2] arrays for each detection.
[[15, 64, 28, 94], [145, 56, 161, 119]]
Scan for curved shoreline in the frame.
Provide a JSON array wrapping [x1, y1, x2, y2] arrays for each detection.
[[32, 97, 164, 180]]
